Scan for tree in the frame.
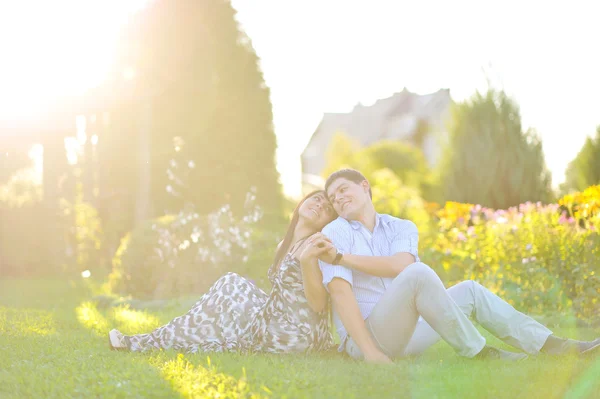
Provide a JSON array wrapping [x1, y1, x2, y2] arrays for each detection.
[[106, 0, 283, 222], [322, 132, 435, 198], [0, 144, 32, 186], [369, 168, 432, 234], [321, 131, 363, 179], [437, 89, 553, 209], [562, 126, 600, 193], [360, 140, 431, 191]]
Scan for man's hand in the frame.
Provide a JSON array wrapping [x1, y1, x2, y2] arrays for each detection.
[[318, 244, 337, 264], [363, 349, 393, 364]]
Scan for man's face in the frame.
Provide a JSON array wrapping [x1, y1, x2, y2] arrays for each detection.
[[326, 177, 369, 220]]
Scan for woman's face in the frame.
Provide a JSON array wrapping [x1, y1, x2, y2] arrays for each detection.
[[297, 192, 337, 231]]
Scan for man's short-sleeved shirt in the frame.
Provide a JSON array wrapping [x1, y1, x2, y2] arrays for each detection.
[[318, 213, 420, 349]]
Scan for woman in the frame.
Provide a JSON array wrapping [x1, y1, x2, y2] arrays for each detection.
[[108, 190, 338, 354]]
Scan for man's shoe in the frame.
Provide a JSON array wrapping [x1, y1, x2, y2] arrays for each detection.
[[108, 329, 127, 351], [475, 346, 528, 361], [542, 336, 600, 356]]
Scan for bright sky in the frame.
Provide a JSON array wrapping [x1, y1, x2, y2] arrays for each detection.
[[0, 0, 146, 118], [1, 1, 598, 200], [231, 0, 600, 198]]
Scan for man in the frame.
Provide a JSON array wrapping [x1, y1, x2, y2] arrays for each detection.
[[304, 168, 599, 363]]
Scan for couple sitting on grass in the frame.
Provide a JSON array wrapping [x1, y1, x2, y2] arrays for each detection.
[[109, 168, 600, 362]]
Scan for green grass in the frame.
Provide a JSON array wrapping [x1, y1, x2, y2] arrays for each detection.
[[1, 278, 599, 398]]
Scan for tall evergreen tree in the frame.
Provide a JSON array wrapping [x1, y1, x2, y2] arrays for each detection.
[[437, 89, 553, 209], [562, 126, 600, 193], [107, 0, 282, 220]]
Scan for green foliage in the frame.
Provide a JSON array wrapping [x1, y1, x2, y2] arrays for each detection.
[[59, 186, 105, 274], [94, 111, 138, 258], [107, 192, 267, 299], [0, 206, 49, 276], [370, 169, 432, 235], [0, 167, 47, 276], [437, 89, 553, 209], [322, 131, 437, 200], [322, 132, 363, 178], [108, 0, 283, 222], [562, 126, 600, 193], [237, 223, 283, 290], [360, 140, 430, 189], [322, 133, 437, 226], [422, 195, 600, 325], [0, 166, 42, 207], [0, 171, 106, 278], [0, 146, 32, 185]]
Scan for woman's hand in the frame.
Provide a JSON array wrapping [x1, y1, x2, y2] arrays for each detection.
[[298, 233, 333, 264]]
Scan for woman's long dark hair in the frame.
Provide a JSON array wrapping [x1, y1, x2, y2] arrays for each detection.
[[270, 190, 325, 274]]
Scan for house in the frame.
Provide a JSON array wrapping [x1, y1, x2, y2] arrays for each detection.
[[301, 88, 453, 192]]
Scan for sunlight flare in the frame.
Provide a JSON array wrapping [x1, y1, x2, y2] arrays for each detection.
[[112, 305, 161, 334], [150, 353, 267, 399], [0, 0, 148, 117], [75, 301, 109, 335]]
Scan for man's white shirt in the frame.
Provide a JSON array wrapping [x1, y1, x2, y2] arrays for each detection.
[[318, 213, 420, 350]]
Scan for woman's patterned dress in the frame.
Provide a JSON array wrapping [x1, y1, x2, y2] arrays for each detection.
[[118, 253, 334, 354]]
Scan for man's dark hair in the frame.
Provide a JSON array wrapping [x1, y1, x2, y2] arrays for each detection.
[[325, 168, 372, 199]]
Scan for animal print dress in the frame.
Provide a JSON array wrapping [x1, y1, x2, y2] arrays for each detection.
[[117, 252, 334, 354]]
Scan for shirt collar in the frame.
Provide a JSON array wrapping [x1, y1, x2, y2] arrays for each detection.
[[349, 212, 382, 231]]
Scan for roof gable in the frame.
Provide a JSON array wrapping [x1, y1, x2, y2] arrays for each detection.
[[303, 88, 451, 155]]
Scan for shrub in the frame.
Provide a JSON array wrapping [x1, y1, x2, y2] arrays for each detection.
[[0, 167, 42, 207], [59, 189, 105, 275], [558, 185, 600, 229], [421, 196, 600, 325], [321, 133, 436, 199], [370, 168, 432, 235], [0, 205, 50, 276], [107, 192, 267, 299], [0, 167, 50, 276]]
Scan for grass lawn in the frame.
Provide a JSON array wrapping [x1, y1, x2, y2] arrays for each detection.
[[1, 278, 599, 399]]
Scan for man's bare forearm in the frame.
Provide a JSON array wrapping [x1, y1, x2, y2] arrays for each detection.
[[328, 278, 381, 356], [339, 253, 415, 278]]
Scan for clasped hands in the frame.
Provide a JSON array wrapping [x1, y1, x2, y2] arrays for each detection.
[[298, 233, 337, 265]]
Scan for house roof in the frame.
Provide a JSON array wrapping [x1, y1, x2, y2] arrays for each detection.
[[302, 88, 452, 159]]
